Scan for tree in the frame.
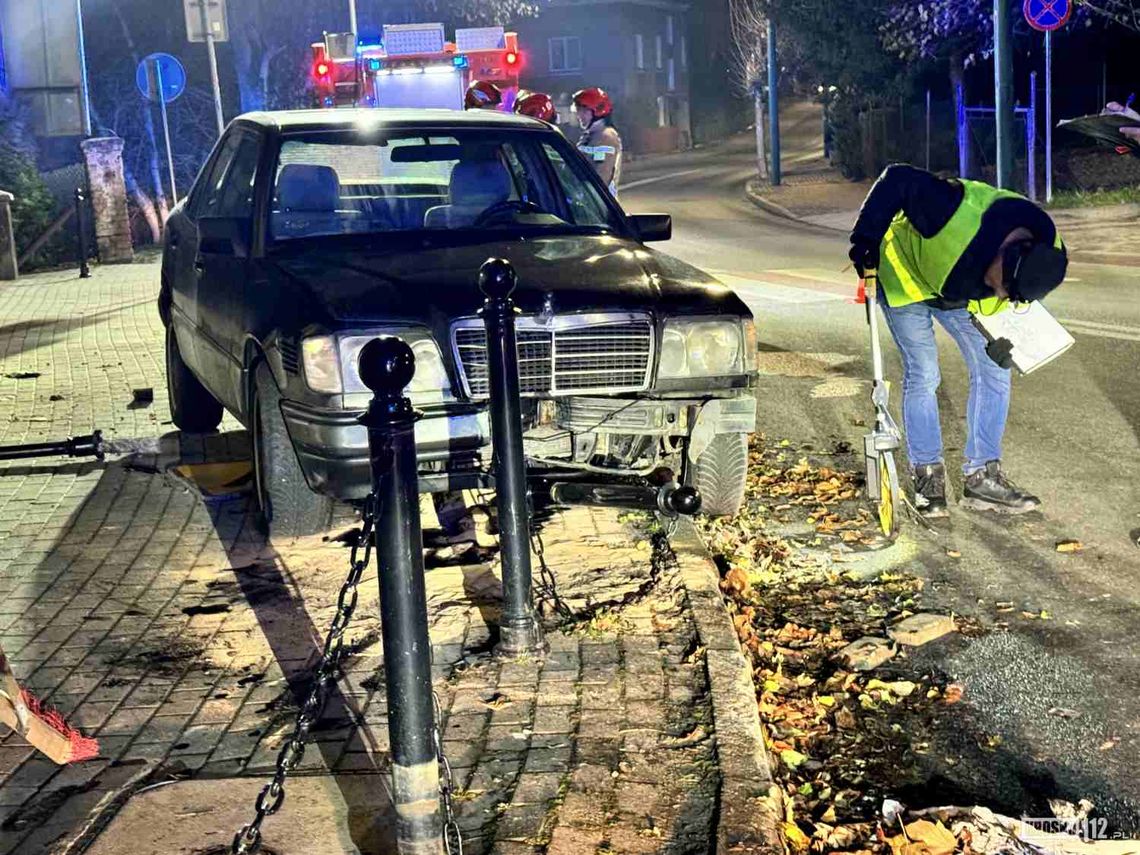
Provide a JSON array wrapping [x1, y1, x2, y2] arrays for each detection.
[[0, 93, 58, 256], [728, 0, 769, 178], [1079, 0, 1140, 30]]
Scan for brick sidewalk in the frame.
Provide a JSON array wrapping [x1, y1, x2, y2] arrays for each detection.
[[0, 261, 778, 854]]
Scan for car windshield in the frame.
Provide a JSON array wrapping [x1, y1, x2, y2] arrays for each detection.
[[270, 128, 621, 241]]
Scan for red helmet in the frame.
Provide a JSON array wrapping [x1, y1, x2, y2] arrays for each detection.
[[465, 80, 503, 110], [514, 90, 557, 123], [572, 87, 613, 119]]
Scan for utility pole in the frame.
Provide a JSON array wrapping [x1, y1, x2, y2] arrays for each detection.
[[202, 2, 225, 136], [1045, 30, 1053, 203], [993, 0, 1014, 188], [348, 0, 358, 35], [767, 19, 781, 186], [76, 0, 92, 136]]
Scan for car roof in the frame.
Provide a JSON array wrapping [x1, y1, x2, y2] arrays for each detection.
[[235, 108, 549, 134]]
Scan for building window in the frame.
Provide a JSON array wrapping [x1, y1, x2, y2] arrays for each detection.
[[548, 36, 583, 73], [635, 34, 645, 70], [668, 58, 676, 92], [680, 35, 688, 69], [666, 15, 675, 45], [656, 35, 663, 69]]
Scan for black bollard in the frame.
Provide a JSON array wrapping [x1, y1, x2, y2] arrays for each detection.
[[74, 188, 90, 279], [478, 258, 545, 657], [357, 338, 442, 855]]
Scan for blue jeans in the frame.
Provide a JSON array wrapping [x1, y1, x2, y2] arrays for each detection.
[[879, 295, 1011, 476]]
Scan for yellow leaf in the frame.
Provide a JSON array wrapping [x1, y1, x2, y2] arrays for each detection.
[[1055, 539, 1083, 553], [780, 748, 809, 769], [783, 822, 811, 852], [816, 695, 837, 707], [820, 805, 837, 824]]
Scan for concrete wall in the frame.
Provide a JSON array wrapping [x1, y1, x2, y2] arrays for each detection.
[[514, 0, 692, 154]]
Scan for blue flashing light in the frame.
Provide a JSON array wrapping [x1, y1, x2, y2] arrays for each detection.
[[453, 56, 469, 69], [368, 59, 382, 71]]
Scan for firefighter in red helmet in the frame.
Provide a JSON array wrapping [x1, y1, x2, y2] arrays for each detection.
[[514, 90, 558, 124], [465, 80, 503, 110], [572, 87, 623, 197]]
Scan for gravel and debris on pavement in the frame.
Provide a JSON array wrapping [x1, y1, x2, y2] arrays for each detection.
[[697, 435, 1140, 854]]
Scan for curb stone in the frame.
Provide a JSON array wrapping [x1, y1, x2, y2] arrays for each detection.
[[669, 519, 786, 855], [745, 177, 1140, 267]]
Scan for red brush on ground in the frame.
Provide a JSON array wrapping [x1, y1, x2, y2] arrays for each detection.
[[1, 646, 99, 764]]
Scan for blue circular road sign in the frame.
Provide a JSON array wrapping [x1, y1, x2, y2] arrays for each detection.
[[136, 53, 187, 103], [1024, 0, 1071, 32]]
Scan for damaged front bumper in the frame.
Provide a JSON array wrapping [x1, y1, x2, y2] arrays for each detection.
[[280, 391, 757, 500]]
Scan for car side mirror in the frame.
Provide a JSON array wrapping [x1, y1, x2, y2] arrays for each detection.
[[629, 213, 672, 243], [198, 217, 252, 259]]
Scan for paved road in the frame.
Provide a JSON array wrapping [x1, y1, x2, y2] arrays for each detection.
[[624, 136, 1140, 829]]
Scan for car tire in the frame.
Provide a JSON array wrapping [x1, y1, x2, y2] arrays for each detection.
[[252, 362, 334, 541], [167, 326, 223, 433], [691, 433, 749, 518]]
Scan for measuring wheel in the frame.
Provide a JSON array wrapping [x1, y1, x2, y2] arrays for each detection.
[[859, 269, 904, 541], [875, 449, 902, 539]]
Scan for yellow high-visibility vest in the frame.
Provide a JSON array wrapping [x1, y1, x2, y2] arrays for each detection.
[[878, 179, 1063, 315]]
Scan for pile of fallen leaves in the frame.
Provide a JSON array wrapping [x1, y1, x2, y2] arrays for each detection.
[[698, 436, 973, 853]]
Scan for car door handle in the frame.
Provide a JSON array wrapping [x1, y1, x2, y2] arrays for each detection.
[[169, 234, 180, 249], [194, 258, 205, 274]]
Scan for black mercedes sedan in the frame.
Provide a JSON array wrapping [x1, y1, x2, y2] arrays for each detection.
[[159, 108, 758, 538]]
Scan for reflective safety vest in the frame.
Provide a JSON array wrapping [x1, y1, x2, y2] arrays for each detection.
[[878, 180, 1062, 315]]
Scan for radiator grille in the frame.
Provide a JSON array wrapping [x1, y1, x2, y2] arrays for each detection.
[[453, 317, 653, 399]]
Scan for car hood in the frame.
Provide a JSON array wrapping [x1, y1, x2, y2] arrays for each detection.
[[270, 235, 748, 325]]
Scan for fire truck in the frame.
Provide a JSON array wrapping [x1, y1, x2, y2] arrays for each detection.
[[310, 24, 522, 111]]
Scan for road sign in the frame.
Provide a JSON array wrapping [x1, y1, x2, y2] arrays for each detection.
[[136, 54, 186, 104], [184, 0, 229, 43], [1024, 0, 1071, 32]]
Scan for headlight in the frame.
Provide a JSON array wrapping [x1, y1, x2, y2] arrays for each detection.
[[658, 318, 744, 379], [302, 331, 453, 403], [302, 336, 341, 394]]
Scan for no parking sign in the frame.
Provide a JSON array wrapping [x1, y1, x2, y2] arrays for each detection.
[[1024, 0, 1071, 32]]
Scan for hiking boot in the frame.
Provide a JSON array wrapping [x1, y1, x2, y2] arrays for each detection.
[[913, 463, 950, 519], [961, 461, 1040, 515]]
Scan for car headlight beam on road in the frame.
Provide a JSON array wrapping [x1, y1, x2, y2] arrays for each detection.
[[658, 318, 746, 379], [302, 331, 453, 403]]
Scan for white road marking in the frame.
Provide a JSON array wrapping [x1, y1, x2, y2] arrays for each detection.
[[620, 169, 705, 191], [1060, 318, 1140, 343], [709, 271, 846, 305]]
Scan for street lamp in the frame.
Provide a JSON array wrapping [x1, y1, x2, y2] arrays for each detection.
[[348, 0, 357, 35]]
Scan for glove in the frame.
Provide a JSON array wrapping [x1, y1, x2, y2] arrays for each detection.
[[986, 337, 1015, 370], [848, 237, 880, 277]]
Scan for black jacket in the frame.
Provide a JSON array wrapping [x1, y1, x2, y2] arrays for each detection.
[[851, 164, 1060, 308]]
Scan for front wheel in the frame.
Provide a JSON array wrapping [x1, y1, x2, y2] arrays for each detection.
[[689, 433, 749, 518], [252, 363, 334, 541]]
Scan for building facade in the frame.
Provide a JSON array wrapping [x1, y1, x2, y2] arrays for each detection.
[[514, 0, 692, 155], [0, 0, 86, 138]]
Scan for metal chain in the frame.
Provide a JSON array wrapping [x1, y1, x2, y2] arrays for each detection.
[[432, 692, 463, 855], [231, 498, 377, 855], [529, 529, 574, 623]]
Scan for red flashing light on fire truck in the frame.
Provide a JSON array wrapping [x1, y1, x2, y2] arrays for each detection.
[[309, 24, 522, 111]]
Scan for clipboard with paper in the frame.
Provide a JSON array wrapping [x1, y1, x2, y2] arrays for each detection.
[[970, 301, 1075, 375]]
